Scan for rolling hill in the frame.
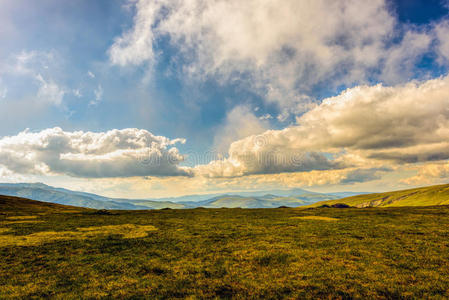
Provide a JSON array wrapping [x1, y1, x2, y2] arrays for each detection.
[[190, 195, 308, 208], [0, 194, 89, 214], [0, 183, 185, 210], [307, 183, 449, 208]]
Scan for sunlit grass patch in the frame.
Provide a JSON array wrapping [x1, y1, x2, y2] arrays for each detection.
[[2, 216, 43, 224], [0, 224, 157, 247], [2, 220, 44, 224], [77, 224, 157, 239], [291, 216, 339, 221], [0, 228, 11, 234], [6, 216, 39, 220]]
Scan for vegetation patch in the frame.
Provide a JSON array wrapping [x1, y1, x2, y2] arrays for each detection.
[[255, 252, 292, 266], [6, 216, 39, 220], [0, 228, 11, 234], [291, 216, 339, 221], [77, 224, 157, 239], [0, 224, 157, 247], [3, 220, 44, 224]]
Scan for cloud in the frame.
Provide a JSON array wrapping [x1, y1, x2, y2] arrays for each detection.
[[294, 76, 449, 155], [0, 127, 190, 178], [196, 167, 392, 191], [340, 168, 390, 184], [435, 19, 449, 64], [2, 50, 66, 106], [196, 75, 449, 177], [259, 114, 273, 120], [10, 50, 57, 76], [109, 0, 438, 117], [212, 105, 269, 153], [89, 85, 103, 106], [0, 165, 26, 183], [402, 162, 449, 185], [73, 89, 82, 98], [380, 30, 432, 84], [36, 74, 65, 106], [0, 88, 6, 99], [109, 0, 159, 66], [195, 150, 341, 178], [0, 78, 7, 99]]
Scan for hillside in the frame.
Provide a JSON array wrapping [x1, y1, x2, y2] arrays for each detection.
[[0, 183, 184, 210], [0, 194, 89, 214], [308, 183, 449, 208], [202, 196, 306, 208], [179, 194, 307, 208]]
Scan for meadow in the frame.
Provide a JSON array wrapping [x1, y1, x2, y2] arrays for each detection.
[[1, 195, 449, 299]]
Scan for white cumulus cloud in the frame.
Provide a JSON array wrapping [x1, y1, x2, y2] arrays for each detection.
[[402, 162, 449, 185], [196, 75, 449, 177], [0, 127, 190, 178]]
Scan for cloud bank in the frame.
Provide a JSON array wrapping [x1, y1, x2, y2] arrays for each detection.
[[0, 127, 190, 178], [3, 74, 449, 187], [4, 74, 449, 185], [196, 75, 449, 178], [109, 0, 446, 117]]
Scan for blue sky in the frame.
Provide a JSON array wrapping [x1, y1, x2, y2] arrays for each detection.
[[1, 0, 449, 198]]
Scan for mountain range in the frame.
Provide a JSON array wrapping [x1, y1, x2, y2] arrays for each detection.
[[0, 183, 365, 210]]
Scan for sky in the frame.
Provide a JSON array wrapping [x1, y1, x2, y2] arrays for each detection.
[[1, 0, 449, 198]]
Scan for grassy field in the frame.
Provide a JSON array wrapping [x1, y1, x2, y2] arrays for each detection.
[[1, 195, 449, 298], [308, 183, 449, 208]]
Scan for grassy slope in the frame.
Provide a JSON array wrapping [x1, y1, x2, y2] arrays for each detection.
[[307, 183, 449, 208], [0, 195, 90, 214], [1, 195, 449, 298]]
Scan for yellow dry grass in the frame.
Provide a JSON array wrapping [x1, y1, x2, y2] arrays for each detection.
[[0, 228, 11, 234], [0, 224, 157, 247], [2, 216, 43, 224], [6, 216, 38, 220], [3, 220, 44, 224], [291, 216, 339, 221], [77, 224, 157, 238]]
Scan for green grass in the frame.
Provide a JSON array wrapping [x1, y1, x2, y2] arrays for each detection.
[[307, 183, 449, 208], [1, 195, 449, 298]]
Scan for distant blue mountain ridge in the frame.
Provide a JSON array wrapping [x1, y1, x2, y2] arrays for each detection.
[[0, 183, 368, 210]]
